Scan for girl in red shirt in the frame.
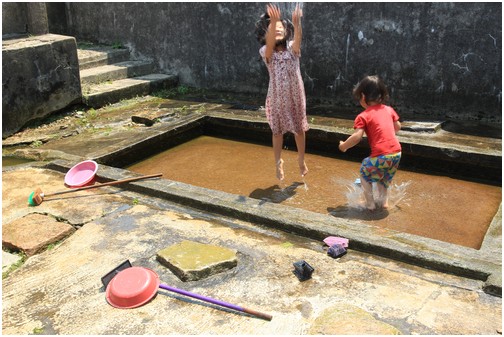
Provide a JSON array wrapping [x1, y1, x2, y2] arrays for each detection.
[[339, 76, 402, 210]]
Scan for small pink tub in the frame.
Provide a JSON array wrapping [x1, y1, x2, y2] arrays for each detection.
[[64, 160, 98, 187]]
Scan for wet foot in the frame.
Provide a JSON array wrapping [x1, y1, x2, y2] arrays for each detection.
[[299, 161, 308, 177], [276, 159, 285, 181], [365, 201, 376, 211]]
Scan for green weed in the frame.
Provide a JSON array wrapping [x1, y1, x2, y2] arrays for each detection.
[[2, 251, 27, 279], [30, 140, 43, 148]]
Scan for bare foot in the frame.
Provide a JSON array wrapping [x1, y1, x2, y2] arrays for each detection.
[[299, 161, 308, 177], [276, 159, 285, 181], [365, 201, 376, 211]]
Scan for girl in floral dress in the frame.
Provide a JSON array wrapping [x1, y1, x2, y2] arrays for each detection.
[[256, 4, 309, 181]]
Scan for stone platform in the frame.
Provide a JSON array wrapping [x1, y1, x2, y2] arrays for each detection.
[[2, 95, 502, 334]]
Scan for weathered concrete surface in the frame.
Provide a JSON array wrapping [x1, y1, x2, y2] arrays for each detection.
[[80, 60, 154, 85], [2, 3, 28, 37], [1, 96, 501, 281], [2, 94, 501, 333], [157, 240, 238, 281], [2, 251, 22, 272], [60, 2, 501, 122], [82, 74, 179, 108], [2, 165, 502, 335], [77, 46, 130, 70], [2, 34, 81, 138], [308, 304, 402, 335]]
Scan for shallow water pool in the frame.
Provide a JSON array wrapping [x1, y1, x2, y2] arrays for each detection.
[[127, 135, 501, 249]]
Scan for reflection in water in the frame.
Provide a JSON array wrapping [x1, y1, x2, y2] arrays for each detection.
[[250, 182, 305, 205]]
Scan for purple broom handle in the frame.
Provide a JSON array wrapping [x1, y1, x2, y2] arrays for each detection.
[[159, 283, 272, 321]]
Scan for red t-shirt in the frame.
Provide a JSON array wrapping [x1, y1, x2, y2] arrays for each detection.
[[354, 104, 401, 157]]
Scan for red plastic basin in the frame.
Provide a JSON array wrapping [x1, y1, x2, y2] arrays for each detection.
[[105, 267, 160, 309]]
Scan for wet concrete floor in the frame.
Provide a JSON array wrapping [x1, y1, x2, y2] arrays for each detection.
[[127, 135, 501, 249]]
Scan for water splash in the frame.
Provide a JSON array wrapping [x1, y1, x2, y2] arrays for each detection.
[[302, 176, 308, 191], [270, 2, 304, 18], [342, 177, 411, 210]]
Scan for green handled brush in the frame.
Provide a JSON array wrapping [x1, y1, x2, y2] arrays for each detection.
[[28, 173, 162, 206]]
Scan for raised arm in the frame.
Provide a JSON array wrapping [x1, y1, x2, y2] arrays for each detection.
[[291, 4, 303, 56], [264, 4, 281, 63]]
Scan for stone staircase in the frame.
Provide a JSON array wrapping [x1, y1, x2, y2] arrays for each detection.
[[78, 45, 178, 108]]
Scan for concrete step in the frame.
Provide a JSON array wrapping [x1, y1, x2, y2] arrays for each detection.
[[82, 73, 178, 108], [80, 60, 155, 85], [77, 47, 130, 70]]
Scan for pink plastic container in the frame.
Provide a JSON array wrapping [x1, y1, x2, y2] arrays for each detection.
[[323, 236, 349, 248], [64, 160, 98, 187], [106, 267, 160, 309]]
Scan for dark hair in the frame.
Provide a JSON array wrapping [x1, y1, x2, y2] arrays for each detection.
[[352, 75, 389, 104], [255, 12, 294, 46]]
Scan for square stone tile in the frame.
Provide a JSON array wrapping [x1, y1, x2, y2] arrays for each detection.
[[3, 213, 76, 256]]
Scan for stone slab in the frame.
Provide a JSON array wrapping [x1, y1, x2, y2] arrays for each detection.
[[2, 213, 75, 256], [157, 240, 237, 281]]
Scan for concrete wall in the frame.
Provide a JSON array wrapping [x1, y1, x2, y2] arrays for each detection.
[[2, 3, 81, 138], [61, 2, 501, 123], [2, 2, 49, 38], [2, 2, 28, 37], [2, 34, 82, 138]]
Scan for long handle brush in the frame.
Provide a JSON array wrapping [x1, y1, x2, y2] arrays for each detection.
[[28, 173, 162, 206]]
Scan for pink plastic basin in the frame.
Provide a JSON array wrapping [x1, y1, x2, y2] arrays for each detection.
[[64, 160, 98, 187], [106, 267, 160, 309]]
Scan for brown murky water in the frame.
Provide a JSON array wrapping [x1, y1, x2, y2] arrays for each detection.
[[128, 136, 501, 249]]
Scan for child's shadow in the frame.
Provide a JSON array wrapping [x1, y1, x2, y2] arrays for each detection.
[[249, 182, 304, 205], [327, 205, 389, 221]]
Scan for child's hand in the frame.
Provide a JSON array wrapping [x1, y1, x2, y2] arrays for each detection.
[[292, 4, 302, 27], [267, 4, 281, 22], [339, 140, 346, 152]]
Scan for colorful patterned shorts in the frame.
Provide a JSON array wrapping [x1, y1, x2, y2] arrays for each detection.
[[360, 152, 401, 188]]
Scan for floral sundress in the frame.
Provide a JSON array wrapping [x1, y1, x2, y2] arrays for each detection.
[[259, 41, 309, 135]]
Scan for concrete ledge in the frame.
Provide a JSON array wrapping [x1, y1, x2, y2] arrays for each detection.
[[401, 121, 444, 133], [2, 34, 82, 138], [45, 159, 502, 296]]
